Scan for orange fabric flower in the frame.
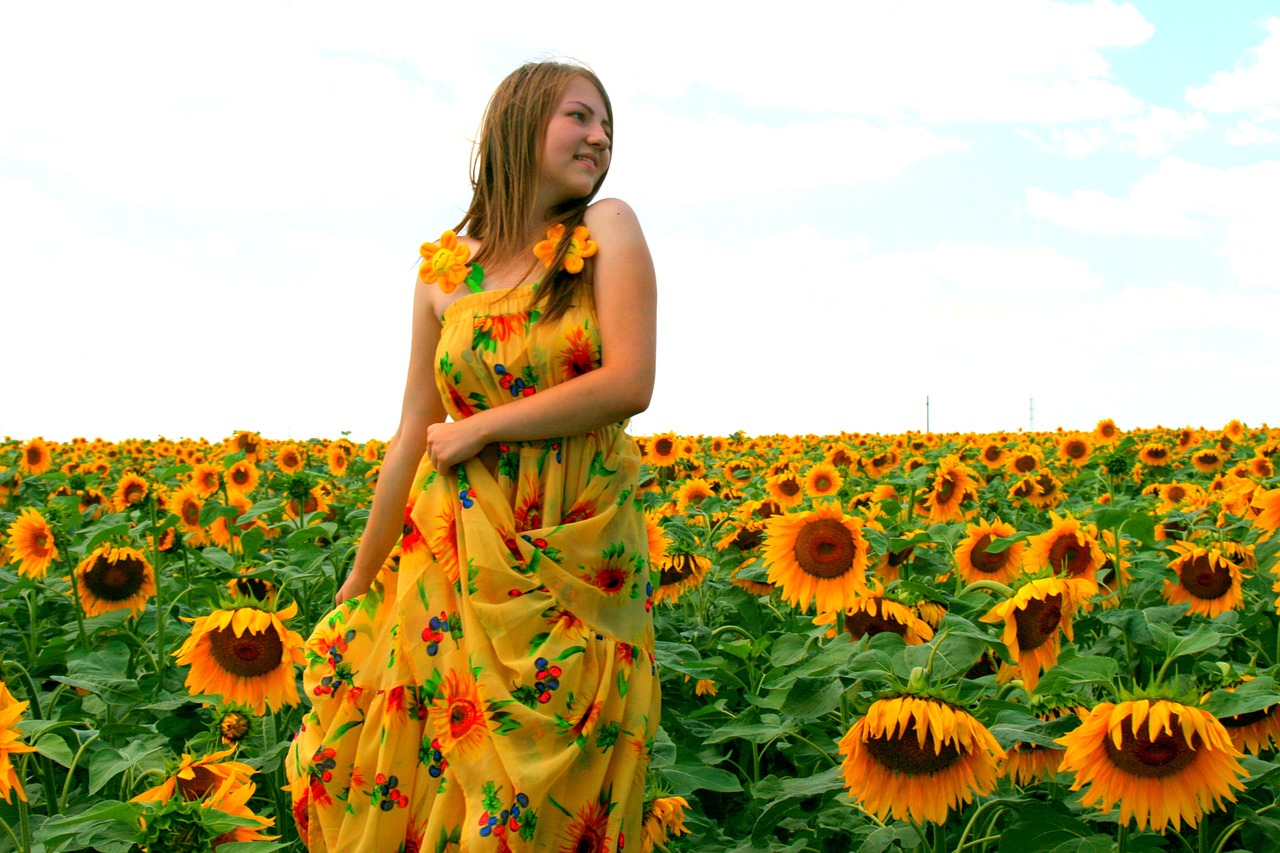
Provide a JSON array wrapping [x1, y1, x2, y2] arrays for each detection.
[[418, 230, 472, 293], [533, 224, 597, 274]]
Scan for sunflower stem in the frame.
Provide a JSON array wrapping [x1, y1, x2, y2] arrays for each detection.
[[1117, 824, 1129, 853], [1212, 820, 1247, 853], [0, 811, 22, 853], [57, 730, 98, 813], [906, 815, 929, 850], [67, 565, 90, 650], [958, 580, 1014, 598], [149, 500, 168, 686]]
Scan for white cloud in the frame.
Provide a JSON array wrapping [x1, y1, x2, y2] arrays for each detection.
[[1225, 119, 1280, 146], [1028, 158, 1280, 287], [1020, 106, 1209, 158], [1187, 18, 1280, 113]]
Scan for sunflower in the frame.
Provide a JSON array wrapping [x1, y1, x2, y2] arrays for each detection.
[[206, 777, 276, 845], [169, 483, 207, 545], [1093, 418, 1119, 444], [217, 708, 253, 747], [228, 430, 263, 462], [766, 472, 804, 510], [1006, 448, 1042, 476], [1024, 513, 1104, 593], [1162, 542, 1244, 618], [1057, 700, 1246, 833], [839, 695, 1005, 825], [1249, 456, 1274, 479], [225, 459, 259, 494], [644, 433, 682, 468], [430, 669, 491, 757], [1024, 471, 1066, 511], [173, 602, 306, 714], [1057, 434, 1092, 466], [654, 552, 710, 605], [555, 794, 612, 853], [918, 455, 979, 523], [641, 795, 689, 853], [763, 502, 869, 614], [1002, 742, 1066, 787], [0, 680, 36, 802], [113, 471, 149, 512], [673, 478, 715, 513], [275, 443, 305, 474], [226, 568, 277, 605], [861, 450, 898, 479], [980, 577, 1079, 693], [1191, 449, 1225, 473], [1253, 487, 1280, 539], [190, 462, 222, 498], [19, 437, 52, 475], [954, 517, 1023, 585], [5, 507, 59, 579], [804, 462, 843, 498], [75, 545, 155, 618], [325, 443, 349, 477], [131, 746, 256, 803], [1138, 442, 1172, 468], [978, 442, 1008, 469], [816, 593, 934, 644]]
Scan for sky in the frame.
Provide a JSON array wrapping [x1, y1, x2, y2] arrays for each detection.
[[3, 0, 1278, 442]]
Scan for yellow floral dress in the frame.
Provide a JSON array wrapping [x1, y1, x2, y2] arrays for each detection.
[[287, 256, 660, 853]]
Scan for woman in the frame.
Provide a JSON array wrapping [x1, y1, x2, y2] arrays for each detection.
[[286, 61, 660, 853]]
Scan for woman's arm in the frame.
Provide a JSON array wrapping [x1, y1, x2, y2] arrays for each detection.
[[335, 279, 447, 604], [424, 198, 657, 471]]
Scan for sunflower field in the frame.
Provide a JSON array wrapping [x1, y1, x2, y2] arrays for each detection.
[[2, 422, 1280, 853]]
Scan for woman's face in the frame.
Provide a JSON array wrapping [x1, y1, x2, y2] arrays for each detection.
[[537, 76, 612, 212]]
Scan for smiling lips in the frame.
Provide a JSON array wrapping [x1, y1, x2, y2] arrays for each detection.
[[575, 154, 598, 169]]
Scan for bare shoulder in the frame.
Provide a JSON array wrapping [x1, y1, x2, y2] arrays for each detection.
[[585, 198, 645, 242]]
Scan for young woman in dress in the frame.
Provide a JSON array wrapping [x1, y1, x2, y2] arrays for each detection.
[[287, 61, 660, 853]]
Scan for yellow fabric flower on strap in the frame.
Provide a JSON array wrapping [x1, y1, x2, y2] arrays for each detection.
[[419, 231, 472, 293], [533, 224, 597, 274]]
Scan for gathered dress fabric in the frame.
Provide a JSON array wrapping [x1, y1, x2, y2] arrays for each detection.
[[287, 278, 660, 853]]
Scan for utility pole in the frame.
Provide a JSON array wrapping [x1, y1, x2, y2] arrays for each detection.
[[1029, 397, 1035, 431], [926, 396, 930, 433]]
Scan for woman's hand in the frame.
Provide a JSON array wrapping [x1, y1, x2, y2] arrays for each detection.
[[335, 572, 371, 606], [426, 419, 489, 472]]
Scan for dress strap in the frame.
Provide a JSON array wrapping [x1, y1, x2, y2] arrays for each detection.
[[464, 263, 485, 294]]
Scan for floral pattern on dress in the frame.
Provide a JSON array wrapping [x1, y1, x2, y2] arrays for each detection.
[[287, 267, 658, 852]]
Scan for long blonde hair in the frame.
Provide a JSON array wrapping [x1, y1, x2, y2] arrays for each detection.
[[454, 61, 613, 321]]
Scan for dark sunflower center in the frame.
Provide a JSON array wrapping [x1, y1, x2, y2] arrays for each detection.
[[177, 765, 218, 800], [984, 447, 1002, 463], [814, 475, 833, 492], [1066, 441, 1086, 458], [449, 700, 480, 736], [969, 535, 1008, 573], [864, 727, 963, 775], [182, 502, 200, 525], [655, 438, 674, 455], [936, 475, 957, 504], [83, 555, 146, 601], [845, 609, 907, 639], [778, 479, 800, 497], [1179, 554, 1232, 600], [208, 624, 284, 677], [1167, 486, 1186, 502], [1103, 717, 1200, 778], [659, 555, 696, 586], [1014, 594, 1062, 652], [793, 518, 856, 579], [234, 578, 273, 601], [1047, 537, 1089, 576], [1014, 455, 1036, 473]]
